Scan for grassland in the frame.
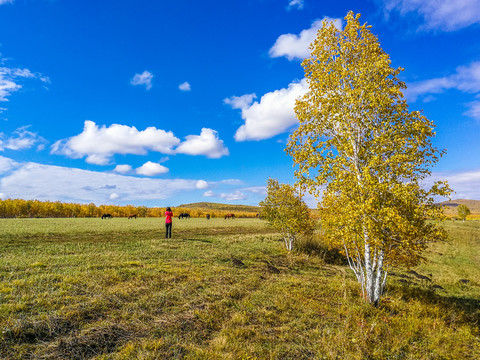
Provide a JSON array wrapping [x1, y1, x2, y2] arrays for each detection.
[[1, 218, 479, 359], [440, 199, 480, 220]]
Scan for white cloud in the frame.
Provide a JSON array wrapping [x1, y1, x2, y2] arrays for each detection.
[[203, 190, 216, 197], [179, 81, 191, 91], [0, 0, 14, 5], [425, 169, 480, 200], [136, 161, 169, 176], [176, 128, 229, 158], [0, 159, 205, 204], [0, 78, 20, 101], [220, 190, 247, 201], [0, 155, 19, 174], [203, 188, 253, 202], [51, 121, 180, 165], [0, 66, 49, 103], [195, 180, 209, 189], [0, 127, 45, 151], [109, 193, 119, 200], [464, 101, 480, 121], [406, 61, 480, 100], [220, 179, 244, 185], [242, 186, 267, 196], [381, 0, 480, 31], [405, 61, 480, 120], [287, 0, 304, 11], [269, 18, 343, 61], [229, 79, 309, 141], [224, 93, 257, 109], [113, 164, 132, 173], [130, 70, 153, 90], [203, 190, 248, 201]]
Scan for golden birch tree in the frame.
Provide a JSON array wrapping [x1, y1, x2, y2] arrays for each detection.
[[457, 204, 470, 222], [286, 12, 452, 306], [260, 178, 314, 251]]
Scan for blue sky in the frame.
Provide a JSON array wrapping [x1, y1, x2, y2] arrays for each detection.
[[0, 0, 479, 207]]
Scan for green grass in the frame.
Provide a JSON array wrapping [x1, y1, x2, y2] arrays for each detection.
[[1, 218, 479, 359]]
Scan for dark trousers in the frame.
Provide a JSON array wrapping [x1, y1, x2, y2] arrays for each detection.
[[165, 222, 172, 238]]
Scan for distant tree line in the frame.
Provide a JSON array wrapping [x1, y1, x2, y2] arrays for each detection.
[[0, 199, 259, 219]]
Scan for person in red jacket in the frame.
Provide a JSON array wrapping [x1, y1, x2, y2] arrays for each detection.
[[165, 206, 173, 238]]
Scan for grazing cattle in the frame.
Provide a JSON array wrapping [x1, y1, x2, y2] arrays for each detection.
[[206, 214, 210, 220], [225, 213, 235, 220], [101, 213, 112, 219], [128, 214, 137, 219], [178, 213, 191, 219]]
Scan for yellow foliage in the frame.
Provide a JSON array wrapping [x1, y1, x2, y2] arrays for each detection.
[[0, 198, 258, 218], [286, 11, 452, 305]]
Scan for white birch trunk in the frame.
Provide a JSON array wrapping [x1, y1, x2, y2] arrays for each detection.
[[350, 131, 386, 306], [372, 249, 385, 305], [284, 235, 294, 251]]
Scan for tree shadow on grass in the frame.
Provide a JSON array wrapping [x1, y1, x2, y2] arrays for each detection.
[[388, 284, 480, 329]]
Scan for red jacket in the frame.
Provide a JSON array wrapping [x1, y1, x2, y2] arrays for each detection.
[[165, 211, 173, 224]]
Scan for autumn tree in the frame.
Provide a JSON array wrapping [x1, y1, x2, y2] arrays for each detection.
[[286, 12, 451, 305], [457, 204, 470, 222], [260, 178, 314, 251]]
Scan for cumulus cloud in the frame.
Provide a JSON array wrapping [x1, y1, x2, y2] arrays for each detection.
[[195, 180, 209, 189], [0, 127, 46, 151], [130, 70, 153, 90], [287, 0, 304, 11], [175, 128, 229, 158], [269, 17, 343, 61], [0, 159, 206, 204], [136, 161, 169, 176], [0, 66, 49, 103], [113, 164, 132, 173], [380, 0, 480, 31], [227, 79, 309, 141], [405, 61, 480, 120], [51, 121, 181, 165], [179, 81, 191, 91]]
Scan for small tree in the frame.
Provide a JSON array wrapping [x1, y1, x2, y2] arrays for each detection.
[[260, 178, 314, 251], [286, 12, 451, 305], [457, 204, 470, 222]]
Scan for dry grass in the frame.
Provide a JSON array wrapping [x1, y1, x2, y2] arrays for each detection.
[[1, 218, 479, 359]]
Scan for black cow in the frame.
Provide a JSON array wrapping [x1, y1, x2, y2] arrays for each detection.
[[179, 213, 191, 219]]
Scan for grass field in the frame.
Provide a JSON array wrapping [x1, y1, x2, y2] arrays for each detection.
[[1, 218, 479, 359]]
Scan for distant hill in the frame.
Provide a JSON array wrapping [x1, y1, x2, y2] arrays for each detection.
[[178, 202, 260, 213], [438, 199, 480, 215]]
